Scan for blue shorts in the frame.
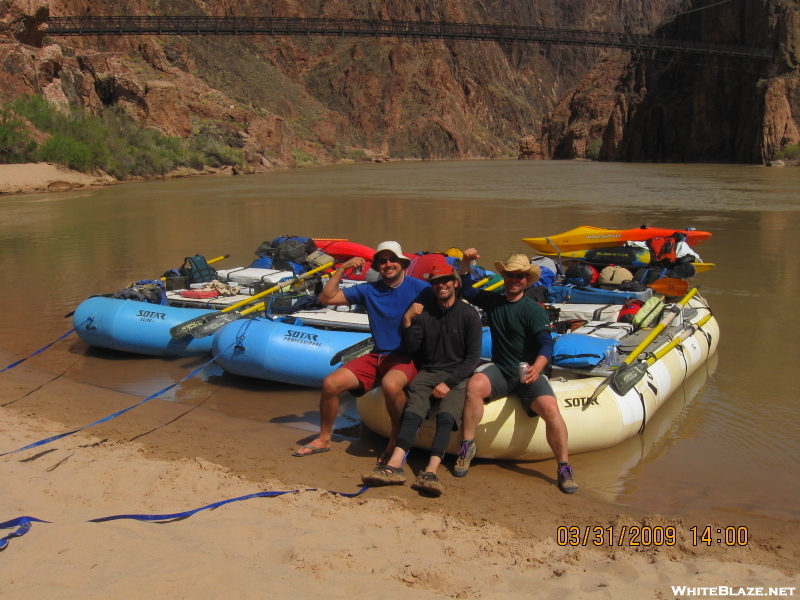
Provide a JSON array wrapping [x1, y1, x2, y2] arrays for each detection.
[[475, 363, 555, 417]]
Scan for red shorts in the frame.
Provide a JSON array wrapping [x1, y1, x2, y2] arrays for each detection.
[[343, 352, 418, 396]]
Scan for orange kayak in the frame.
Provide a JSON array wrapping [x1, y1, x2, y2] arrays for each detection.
[[522, 226, 712, 254]]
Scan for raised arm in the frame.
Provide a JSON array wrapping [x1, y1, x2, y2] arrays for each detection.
[[319, 257, 365, 306]]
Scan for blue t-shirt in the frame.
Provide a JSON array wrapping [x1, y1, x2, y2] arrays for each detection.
[[343, 276, 431, 353]]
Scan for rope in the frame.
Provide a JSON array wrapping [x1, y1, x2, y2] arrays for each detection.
[[0, 344, 232, 458], [0, 318, 91, 374], [1, 485, 369, 550], [0, 517, 50, 551]]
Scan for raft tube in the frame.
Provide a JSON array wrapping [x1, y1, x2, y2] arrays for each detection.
[[357, 296, 719, 460], [213, 317, 494, 388], [72, 296, 216, 357]]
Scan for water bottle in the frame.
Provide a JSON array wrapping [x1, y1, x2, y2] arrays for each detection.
[[604, 345, 621, 368]]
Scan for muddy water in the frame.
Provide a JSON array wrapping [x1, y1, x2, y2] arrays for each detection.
[[1, 160, 798, 520]]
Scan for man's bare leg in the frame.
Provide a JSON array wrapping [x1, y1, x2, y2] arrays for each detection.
[[293, 367, 359, 456], [378, 368, 411, 462], [529, 395, 568, 463], [461, 373, 491, 441]]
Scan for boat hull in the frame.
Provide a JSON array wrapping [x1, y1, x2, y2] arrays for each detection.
[[357, 298, 719, 460], [213, 317, 493, 388], [522, 226, 712, 254], [73, 296, 216, 357], [212, 317, 373, 387]]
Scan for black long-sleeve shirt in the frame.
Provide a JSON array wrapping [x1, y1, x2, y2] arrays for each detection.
[[401, 296, 483, 389]]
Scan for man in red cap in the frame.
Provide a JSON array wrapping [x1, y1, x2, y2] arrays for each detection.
[[361, 263, 483, 496], [292, 241, 430, 461]]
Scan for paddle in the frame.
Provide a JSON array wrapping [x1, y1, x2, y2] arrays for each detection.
[[329, 336, 375, 366], [647, 277, 689, 297], [169, 262, 334, 339], [612, 312, 713, 396], [588, 287, 698, 402]]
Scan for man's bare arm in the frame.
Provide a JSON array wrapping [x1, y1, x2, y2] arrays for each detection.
[[319, 257, 365, 306]]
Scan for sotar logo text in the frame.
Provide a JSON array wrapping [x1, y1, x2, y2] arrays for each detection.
[[284, 329, 319, 342], [563, 397, 599, 408], [137, 310, 166, 320]]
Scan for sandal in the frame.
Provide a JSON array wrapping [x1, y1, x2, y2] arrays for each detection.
[[361, 465, 406, 487], [411, 472, 444, 497]]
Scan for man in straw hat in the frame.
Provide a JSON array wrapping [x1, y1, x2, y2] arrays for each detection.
[[361, 263, 483, 496], [292, 241, 431, 461], [455, 249, 579, 494]]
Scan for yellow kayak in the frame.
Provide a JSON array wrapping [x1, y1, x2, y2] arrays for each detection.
[[523, 226, 712, 254]]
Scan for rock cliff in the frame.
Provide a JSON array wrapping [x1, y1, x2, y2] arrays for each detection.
[[0, 0, 682, 170], [526, 0, 800, 164]]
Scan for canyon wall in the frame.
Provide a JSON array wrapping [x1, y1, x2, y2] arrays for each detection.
[[1, 0, 678, 168], [526, 0, 800, 164]]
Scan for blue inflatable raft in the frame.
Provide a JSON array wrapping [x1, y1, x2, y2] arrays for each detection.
[[72, 296, 216, 357], [213, 317, 493, 388]]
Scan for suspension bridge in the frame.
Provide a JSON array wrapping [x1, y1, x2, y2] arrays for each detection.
[[43, 16, 773, 60]]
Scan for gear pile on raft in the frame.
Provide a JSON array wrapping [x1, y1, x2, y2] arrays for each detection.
[[71, 226, 719, 461]]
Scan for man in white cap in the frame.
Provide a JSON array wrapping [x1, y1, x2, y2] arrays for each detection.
[[455, 249, 579, 494], [292, 241, 431, 461]]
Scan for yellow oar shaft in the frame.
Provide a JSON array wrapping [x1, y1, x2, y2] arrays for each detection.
[[485, 280, 504, 292], [622, 288, 698, 366], [472, 277, 489, 288], [646, 313, 713, 365], [219, 261, 334, 314]]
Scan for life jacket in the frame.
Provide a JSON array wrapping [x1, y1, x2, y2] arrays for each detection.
[[647, 236, 678, 264], [181, 255, 217, 284], [617, 299, 644, 323]]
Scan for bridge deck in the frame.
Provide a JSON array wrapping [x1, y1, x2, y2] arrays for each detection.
[[42, 16, 773, 60]]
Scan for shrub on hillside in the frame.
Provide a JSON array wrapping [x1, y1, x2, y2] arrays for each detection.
[[0, 108, 36, 163], [775, 144, 800, 160]]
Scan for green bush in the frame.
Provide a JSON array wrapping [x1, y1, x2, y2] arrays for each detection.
[[5, 95, 247, 177], [0, 108, 36, 163], [586, 137, 603, 160], [291, 148, 317, 166], [775, 144, 800, 160]]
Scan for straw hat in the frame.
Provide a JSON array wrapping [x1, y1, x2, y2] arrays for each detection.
[[494, 254, 541, 287], [371, 241, 411, 271]]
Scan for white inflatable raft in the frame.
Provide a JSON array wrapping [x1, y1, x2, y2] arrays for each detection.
[[356, 295, 719, 460]]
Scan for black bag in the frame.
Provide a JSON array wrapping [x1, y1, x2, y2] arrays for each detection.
[[274, 239, 310, 265], [180, 255, 217, 284], [618, 280, 647, 292], [565, 263, 599, 286]]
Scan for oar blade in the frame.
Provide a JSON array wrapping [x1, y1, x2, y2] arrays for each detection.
[[169, 311, 223, 339], [330, 337, 374, 366], [611, 362, 648, 396], [190, 311, 243, 339], [648, 277, 689, 297]]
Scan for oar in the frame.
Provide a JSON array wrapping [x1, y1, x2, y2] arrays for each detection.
[[647, 277, 689, 297], [587, 287, 698, 402], [329, 336, 375, 366], [484, 280, 504, 292], [169, 262, 334, 339], [612, 312, 713, 396]]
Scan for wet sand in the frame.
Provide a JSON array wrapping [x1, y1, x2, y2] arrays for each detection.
[[1, 351, 798, 598]]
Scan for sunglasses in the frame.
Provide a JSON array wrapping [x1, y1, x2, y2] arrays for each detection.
[[432, 276, 456, 285], [503, 272, 527, 280], [375, 256, 401, 266]]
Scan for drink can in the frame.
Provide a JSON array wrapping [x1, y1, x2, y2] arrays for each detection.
[[518, 362, 529, 382]]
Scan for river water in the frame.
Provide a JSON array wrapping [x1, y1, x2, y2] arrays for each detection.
[[1, 160, 798, 520]]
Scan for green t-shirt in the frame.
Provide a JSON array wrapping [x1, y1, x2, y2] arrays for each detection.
[[471, 291, 551, 380]]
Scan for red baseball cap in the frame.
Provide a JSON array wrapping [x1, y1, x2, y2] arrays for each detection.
[[423, 263, 457, 282]]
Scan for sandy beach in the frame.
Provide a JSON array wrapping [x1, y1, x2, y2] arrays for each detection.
[[1, 351, 798, 599], [0, 163, 117, 195]]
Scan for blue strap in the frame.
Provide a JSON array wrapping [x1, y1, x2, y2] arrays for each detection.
[[0, 517, 50, 551], [0, 318, 91, 374], [0, 345, 230, 458], [89, 486, 369, 523]]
